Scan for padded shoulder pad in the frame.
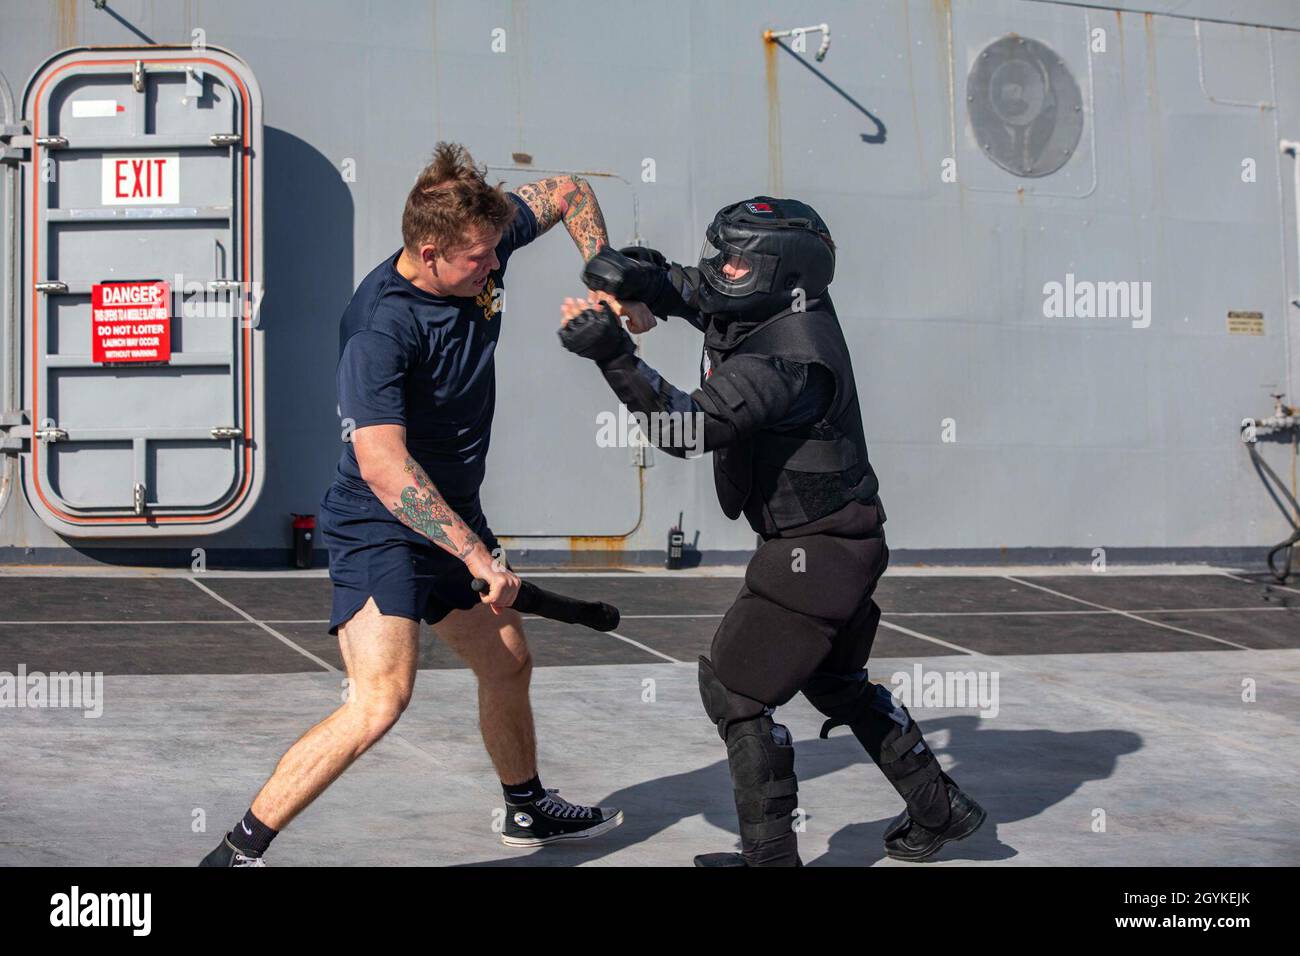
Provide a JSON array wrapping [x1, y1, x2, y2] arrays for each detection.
[[696, 354, 802, 434]]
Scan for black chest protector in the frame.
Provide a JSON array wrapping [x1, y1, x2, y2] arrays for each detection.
[[704, 302, 879, 536]]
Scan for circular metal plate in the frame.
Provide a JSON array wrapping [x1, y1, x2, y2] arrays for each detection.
[[967, 35, 1083, 178]]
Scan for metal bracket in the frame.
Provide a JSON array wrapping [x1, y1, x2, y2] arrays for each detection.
[[34, 425, 68, 443], [765, 23, 832, 62], [209, 133, 241, 147], [133, 482, 146, 515], [0, 123, 31, 164], [184, 66, 205, 104], [0, 411, 30, 454], [210, 426, 243, 440], [35, 281, 68, 295], [133, 60, 145, 94], [35, 135, 68, 149]]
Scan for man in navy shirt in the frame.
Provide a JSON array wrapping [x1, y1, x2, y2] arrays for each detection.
[[202, 143, 652, 866]]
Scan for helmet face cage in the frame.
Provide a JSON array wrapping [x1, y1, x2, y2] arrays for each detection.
[[702, 227, 780, 295], [698, 227, 780, 298]]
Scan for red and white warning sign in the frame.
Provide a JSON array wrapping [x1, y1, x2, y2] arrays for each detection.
[[91, 282, 172, 363], [101, 154, 180, 205]]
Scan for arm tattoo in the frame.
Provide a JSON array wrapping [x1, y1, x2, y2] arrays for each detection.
[[390, 457, 481, 558], [516, 175, 609, 260], [515, 177, 565, 233], [561, 176, 609, 261]]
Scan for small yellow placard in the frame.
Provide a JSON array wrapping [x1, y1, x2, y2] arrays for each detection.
[[1227, 311, 1264, 335]]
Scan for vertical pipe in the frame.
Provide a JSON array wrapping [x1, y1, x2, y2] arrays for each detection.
[[0, 74, 18, 519], [763, 32, 783, 196]]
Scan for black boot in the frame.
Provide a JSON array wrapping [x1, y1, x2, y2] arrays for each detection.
[[883, 780, 986, 861], [805, 670, 981, 858], [694, 852, 752, 867], [694, 851, 805, 867]]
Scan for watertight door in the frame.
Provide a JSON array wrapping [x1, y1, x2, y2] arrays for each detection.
[[19, 46, 264, 537]]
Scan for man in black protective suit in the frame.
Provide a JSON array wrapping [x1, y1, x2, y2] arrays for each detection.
[[557, 197, 986, 866]]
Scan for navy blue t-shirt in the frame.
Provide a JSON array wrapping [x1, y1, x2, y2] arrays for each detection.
[[331, 192, 539, 515]]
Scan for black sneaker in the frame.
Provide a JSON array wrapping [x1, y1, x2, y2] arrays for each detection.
[[198, 836, 268, 867], [883, 783, 986, 862], [500, 789, 623, 847]]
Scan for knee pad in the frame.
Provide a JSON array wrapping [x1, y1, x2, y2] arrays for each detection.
[[698, 655, 767, 739]]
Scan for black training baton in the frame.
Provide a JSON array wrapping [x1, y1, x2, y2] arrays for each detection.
[[471, 578, 620, 632]]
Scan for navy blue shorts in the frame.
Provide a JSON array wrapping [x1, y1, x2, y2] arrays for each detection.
[[318, 482, 502, 636]]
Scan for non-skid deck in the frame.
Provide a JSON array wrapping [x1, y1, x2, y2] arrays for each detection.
[[1, 566, 1297, 865]]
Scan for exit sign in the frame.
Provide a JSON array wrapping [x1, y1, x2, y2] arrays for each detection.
[[101, 154, 180, 205]]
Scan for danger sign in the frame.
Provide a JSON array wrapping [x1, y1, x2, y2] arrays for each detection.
[[92, 282, 172, 363], [101, 154, 180, 205]]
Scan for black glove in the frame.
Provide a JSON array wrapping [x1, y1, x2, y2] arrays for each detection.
[[618, 244, 668, 269], [558, 302, 637, 364], [581, 247, 667, 303]]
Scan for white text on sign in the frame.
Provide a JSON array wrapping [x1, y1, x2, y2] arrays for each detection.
[[91, 282, 172, 363]]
